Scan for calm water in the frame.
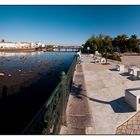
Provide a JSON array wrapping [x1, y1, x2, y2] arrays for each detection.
[[0, 51, 75, 134]]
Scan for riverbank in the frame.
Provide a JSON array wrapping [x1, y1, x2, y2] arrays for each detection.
[[0, 48, 36, 52]]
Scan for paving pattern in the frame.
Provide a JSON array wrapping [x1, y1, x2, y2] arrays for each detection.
[[116, 111, 140, 134], [60, 63, 94, 134], [121, 56, 140, 68], [81, 55, 140, 134], [61, 54, 140, 135]]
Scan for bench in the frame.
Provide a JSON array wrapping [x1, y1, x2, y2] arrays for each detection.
[[116, 64, 125, 72], [137, 71, 140, 79], [128, 67, 140, 76]]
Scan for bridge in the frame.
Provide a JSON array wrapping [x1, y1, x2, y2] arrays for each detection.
[[40, 46, 82, 52], [53, 48, 80, 52]]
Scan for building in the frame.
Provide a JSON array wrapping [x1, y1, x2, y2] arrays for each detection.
[[34, 42, 42, 48], [42, 44, 45, 47], [18, 42, 31, 48], [0, 40, 32, 49], [31, 42, 34, 48], [0, 39, 45, 49], [0, 41, 18, 48]]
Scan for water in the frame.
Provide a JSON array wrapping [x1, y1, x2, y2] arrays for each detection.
[[0, 51, 75, 134]]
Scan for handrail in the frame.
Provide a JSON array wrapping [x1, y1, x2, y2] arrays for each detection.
[[45, 82, 62, 108], [21, 55, 77, 134], [21, 82, 61, 134]]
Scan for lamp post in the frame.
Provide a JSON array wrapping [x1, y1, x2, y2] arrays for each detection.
[[138, 44, 140, 54], [102, 37, 108, 64], [87, 47, 90, 54]]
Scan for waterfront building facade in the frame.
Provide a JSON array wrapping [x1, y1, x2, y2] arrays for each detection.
[[0, 40, 43, 49], [18, 42, 31, 48], [0, 42, 18, 48]]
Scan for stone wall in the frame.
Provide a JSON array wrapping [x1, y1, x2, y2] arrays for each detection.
[[116, 111, 140, 134]]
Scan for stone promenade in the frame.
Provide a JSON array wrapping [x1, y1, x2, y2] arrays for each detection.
[[60, 62, 93, 134], [61, 54, 140, 134]]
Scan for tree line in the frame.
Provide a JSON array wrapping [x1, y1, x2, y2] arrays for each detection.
[[83, 34, 140, 54]]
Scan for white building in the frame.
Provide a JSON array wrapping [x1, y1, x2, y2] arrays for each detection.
[[0, 40, 32, 49], [34, 42, 42, 48], [31, 42, 34, 48], [18, 42, 31, 48], [0, 42, 18, 48], [0, 40, 45, 49], [42, 44, 45, 47]]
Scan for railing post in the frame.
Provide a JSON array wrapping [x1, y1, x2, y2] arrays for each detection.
[[61, 71, 67, 126]]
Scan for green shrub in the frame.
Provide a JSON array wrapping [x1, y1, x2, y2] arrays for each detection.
[[107, 53, 121, 62]]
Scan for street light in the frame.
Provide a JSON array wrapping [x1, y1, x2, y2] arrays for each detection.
[[138, 44, 140, 54], [87, 46, 90, 54]]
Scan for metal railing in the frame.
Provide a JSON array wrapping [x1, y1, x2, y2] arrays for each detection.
[[21, 55, 77, 134]]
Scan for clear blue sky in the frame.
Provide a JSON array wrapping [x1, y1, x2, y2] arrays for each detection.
[[0, 5, 140, 45]]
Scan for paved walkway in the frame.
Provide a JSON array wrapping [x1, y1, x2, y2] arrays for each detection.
[[81, 54, 140, 134], [60, 63, 94, 134], [61, 54, 140, 134]]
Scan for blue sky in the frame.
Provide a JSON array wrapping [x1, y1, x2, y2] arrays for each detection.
[[0, 6, 140, 45]]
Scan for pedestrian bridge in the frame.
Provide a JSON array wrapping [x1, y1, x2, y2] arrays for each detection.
[[53, 47, 81, 52]]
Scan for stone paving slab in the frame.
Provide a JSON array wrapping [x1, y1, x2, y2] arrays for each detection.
[[116, 111, 140, 134], [81, 55, 140, 134], [61, 54, 140, 135], [60, 64, 94, 135], [60, 126, 85, 135]]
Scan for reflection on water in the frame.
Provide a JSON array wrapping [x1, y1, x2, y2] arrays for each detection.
[[0, 51, 75, 134], [0, 51, 75, 76], [0, 51, 43, 57]]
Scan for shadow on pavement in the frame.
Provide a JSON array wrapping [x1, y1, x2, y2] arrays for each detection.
[[80, 94, 135, 113], [90, 61, 95, 63], [126, 87, 140, 91], [110, 97, 135, 113], [119, 72, 140, 81], [127, 76, 140, 81], [120, 72, 130, 76], [71, 83, 83, 99], [109, 68, 118, 72]]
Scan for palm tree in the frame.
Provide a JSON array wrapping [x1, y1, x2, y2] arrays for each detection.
[[84, 35, 99, 54], [98, 35, 113, 63], [114, 34, 128, 53], [90, 35, 99, 53], [128, 34, 138, 52]]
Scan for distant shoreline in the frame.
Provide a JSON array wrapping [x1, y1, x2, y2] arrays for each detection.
[[0, 48, 37, 52]]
